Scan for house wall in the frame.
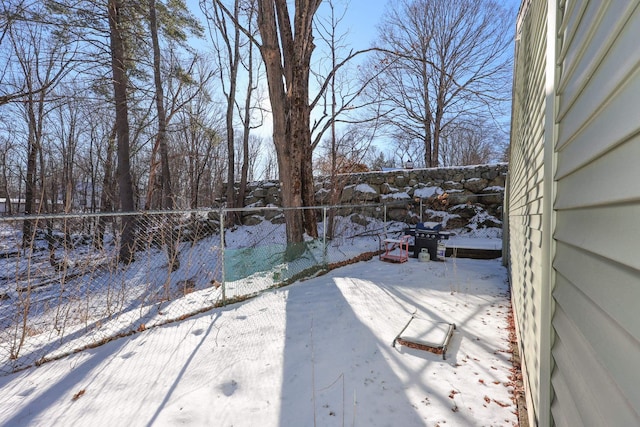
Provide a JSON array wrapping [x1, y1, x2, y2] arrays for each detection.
[[508, 0, 549, 424], [0, 199, 27, 216], [552, 1, 640, 425], [508, 0, 640, 425]]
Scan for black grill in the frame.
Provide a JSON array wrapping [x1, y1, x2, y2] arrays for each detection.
[[403, 222, 450, 260]]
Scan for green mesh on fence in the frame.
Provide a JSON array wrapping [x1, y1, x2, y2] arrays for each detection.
[[223, 239, 325, 294]]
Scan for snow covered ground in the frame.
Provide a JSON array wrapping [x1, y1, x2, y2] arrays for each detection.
[[0, 212, 503, 372], [0, 255, 517, 426], [446, 228, 503, 251]]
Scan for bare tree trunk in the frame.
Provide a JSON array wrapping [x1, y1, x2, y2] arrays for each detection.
[[421, 57, 433, 167], [423, 131, 433, 168], [208, 0, 241, 223], [22, 101, 38, 248], [301, 147, 318, 237], [326, 11, 338, 239], [236, 21, 257, 216], [256, 0, 320, 245], [149, 0, 179, 271], [0, 150, 10, 214], [108, 0, 136, 264], [37, 137, 59, 268], [95, 125, 116, 250], [22, 74, 49, 246], [144, 139, 162, 210], [433, 93, 445, 167], [186, 116, 198, 210], [225, 76, 237, 224]]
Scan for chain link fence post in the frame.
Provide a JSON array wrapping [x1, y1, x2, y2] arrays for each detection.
[[322, 206, 327, 268], [383, 204, 388, 235], [220, 208, 226, 306]]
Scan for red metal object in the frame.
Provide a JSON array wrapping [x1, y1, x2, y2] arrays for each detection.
[[380, 235, 411, 263]]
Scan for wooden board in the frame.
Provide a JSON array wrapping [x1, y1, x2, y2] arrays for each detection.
[[393, 317, 456, 359]]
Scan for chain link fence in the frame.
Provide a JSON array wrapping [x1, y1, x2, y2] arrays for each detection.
[[0, 203, 416, 375]]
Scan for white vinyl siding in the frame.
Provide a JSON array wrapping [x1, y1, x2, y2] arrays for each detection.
[[509, 0, 640, 425]]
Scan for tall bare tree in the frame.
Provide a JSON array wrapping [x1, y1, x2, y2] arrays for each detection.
[[108, 0, 136, 263], [311, 0, 383, 238], [208, 0, 321, 243], [366, 0, 513, 167], [148, 0, 172, 212], [310, 0, 382, 153], [147, 0, 202, 270], [173, 86, 224, 210], [235, 6, 263, 214], [5, 4, 75, 248], [95, 121, 117, 250], [202, 0, 263, 225], [257, 0, 324, 245], [209, 0, 384, 244], [203, 0, 241, 221], [146, 0, 203, 212]]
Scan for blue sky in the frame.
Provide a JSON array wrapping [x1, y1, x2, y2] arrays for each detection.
[[318, 0, 388, 50], [188, 0, 388, 52], [186, 0, 519, 169], [185, 0, 392, 149]]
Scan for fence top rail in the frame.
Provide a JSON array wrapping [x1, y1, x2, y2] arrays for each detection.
[[0, 192, 503, 223], [0, 202, 414, 223]]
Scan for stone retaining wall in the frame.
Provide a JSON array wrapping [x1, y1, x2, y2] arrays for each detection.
[[233, 163, 507, 230]]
